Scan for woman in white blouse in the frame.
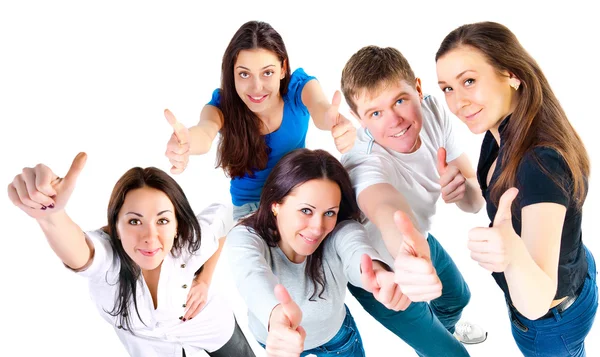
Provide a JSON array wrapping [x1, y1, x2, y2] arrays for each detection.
[[7, 152, 255, 357]]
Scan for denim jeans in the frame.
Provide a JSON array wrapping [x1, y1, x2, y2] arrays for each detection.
[[348, 234, 471, 357], [259, 306, 365, 357], [508, 245, 598, 357], [233, 201, 260, 221]]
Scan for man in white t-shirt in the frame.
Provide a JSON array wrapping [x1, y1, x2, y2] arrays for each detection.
[[340, 46, 487, 356]]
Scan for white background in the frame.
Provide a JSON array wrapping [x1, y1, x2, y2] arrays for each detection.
[[1, 1, 598, 356]]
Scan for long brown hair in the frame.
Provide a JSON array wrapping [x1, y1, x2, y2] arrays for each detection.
[[436, 21, 589, 207], [241, 149, 361, 300], [217, 21, 291, 179], [103, 167, 201, 332]]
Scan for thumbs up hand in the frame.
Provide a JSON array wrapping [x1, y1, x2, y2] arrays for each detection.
[[164, 109, 191, 174], [266, 284, 305, 357], [437, 147, 466, 204], [393, 211, 443, 302], [361, 254, 411, 311], [468, 188, 520, 272], [8, 153, 88, 221], [328, 91, 356, 154]]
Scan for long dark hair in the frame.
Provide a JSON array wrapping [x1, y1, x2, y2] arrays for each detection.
[[102, 167, 201, 332], [241, 149, 361, 300], [216, 20, 291, 179], [436, 22, 589, 207]]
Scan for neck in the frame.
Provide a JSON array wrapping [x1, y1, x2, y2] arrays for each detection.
[[278, 240, 306, 264]]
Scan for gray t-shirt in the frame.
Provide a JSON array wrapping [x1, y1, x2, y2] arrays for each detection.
[[226, 220, 389, 349]]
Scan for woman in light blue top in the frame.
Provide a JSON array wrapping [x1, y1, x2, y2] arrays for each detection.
[[163, 21, 356, 220]]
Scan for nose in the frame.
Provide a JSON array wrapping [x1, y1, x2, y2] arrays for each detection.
[[251, 76, 263, 92], [307, 215, 325, 237], [455, 88, 470, 112], [390, 108, 404, 127], [143, 223, 159, 244]]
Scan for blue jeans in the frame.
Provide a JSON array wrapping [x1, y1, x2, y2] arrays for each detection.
[[233, 201, 259, 221], [259, 306, 365, 357], [348, 234, 471, 357], [508, 246, 598, 357]]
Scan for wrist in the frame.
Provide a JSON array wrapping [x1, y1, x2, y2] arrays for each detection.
[[37, 209, 68, 227]]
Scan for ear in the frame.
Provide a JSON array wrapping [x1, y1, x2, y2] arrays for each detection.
[[280, 59, 287, 80], [414, 77, 424, 100], [271, 202, 280, 216], [509, 74, 521, 90]]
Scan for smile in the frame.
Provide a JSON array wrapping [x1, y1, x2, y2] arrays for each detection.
[[391, 125, 411, 137], [299, 233, 319, 245], [465, 109, 482, 120], [139, 248, 160, 257], [248, 94, 268, 103]]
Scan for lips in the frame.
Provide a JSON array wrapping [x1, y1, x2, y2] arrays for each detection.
[[299, 233, 319, 245], [390, 124, 411, 138], [248, 94, 268, 103], [464, 108, 482, 121], [139, 248, 160, 257]]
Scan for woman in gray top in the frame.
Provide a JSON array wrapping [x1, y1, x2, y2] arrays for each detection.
[[226, 148, 410, 357]]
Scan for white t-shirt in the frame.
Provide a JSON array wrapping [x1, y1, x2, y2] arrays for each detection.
[[341, 95, 462, 262], [76, 203, 235, 357]]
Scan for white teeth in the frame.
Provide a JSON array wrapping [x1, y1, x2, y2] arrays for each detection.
[[251, 95, 265, 100], [392, 128, 408, 137]]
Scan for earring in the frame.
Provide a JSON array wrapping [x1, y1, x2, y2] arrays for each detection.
[[272, 209, 278, 217], [510, 82, 520, 90]]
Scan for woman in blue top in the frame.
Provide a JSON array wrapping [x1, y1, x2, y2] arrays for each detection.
[[163, 20, 356, 220], [436, 22, 598, 356]]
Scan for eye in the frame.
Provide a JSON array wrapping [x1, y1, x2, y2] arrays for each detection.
[[157, 218, 169, 225], [324, 211, 337, 217], [300, 208, 312, 215], [395, 99, 404, 105], [371, 111, 381, 118], [239, 72, 249, 79], [464, 78, 475, 86], [264, 70, 274, 77], [128, 219, 141, 225], [442, 86, 453, 93]]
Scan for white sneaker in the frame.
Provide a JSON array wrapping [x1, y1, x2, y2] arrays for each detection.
[[453, 321, 488, 344]]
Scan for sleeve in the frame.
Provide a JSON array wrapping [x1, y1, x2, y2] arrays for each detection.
[[343, 151, 398, 197], [72, 229, 115, 281], [427, 95, 463, 162], [206, 88, 222, 108], [187, 202, 234, 269], [330, 221, 392, 288], [286, 68, 316, 115], [516, 147, 571, 208], [225, 225, 281, 330]]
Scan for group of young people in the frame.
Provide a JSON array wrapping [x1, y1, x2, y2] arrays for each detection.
[[8, 19, 597, 357]]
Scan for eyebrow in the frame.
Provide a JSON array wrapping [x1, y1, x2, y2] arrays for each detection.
[[438, 69, 475, 85], [236, 64, 276, 71], [362, 91, 409, 117], [301, 203, 339, 210], [124, 210, 173, 217]]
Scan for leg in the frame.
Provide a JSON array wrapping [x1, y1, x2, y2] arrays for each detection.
[[206, 319, 257, 357], [302, 306, 365, 357], [348, 284, 469, 357], [427, 234, 471, 334]]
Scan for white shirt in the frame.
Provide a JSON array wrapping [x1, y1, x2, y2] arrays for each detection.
[[341, 95, 462, 262], [76, 203, 235, 357]]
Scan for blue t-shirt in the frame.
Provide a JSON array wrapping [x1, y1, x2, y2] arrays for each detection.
[[207, 68, 316, 206]]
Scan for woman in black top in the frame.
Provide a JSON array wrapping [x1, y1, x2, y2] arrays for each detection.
[[435, 21, 597, 356]]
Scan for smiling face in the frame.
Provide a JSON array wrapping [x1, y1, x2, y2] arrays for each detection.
[[436, 45, 520, 134], [234, 48, 286, 115], [116, 186, 177, 272], [351, 79, 424, 154], [272, 178, 341, 263]]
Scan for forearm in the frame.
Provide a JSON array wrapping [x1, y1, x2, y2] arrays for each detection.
[[505, 240, 556, 320], [194, 236, 225, 284], [188, 125, 214, 155], [37, 210, 91, 270], [456, 177, 485, 213], [310, 100, 332, 130]]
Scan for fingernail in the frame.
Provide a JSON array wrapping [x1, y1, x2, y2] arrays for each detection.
[[48, 203, 55, 209], [183, 318, 187, 322], [41, 205, 47, 210], [189, 317, 192, 320]]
